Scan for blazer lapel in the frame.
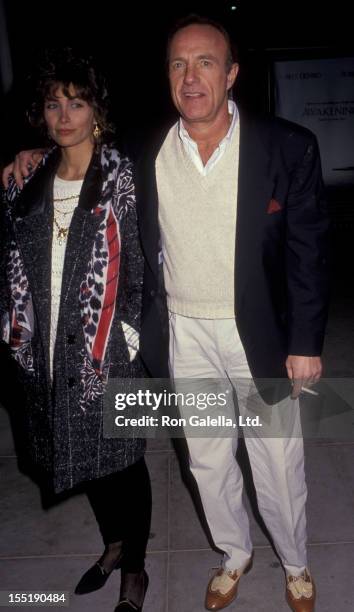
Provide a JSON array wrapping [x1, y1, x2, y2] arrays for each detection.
[[235, 112, 274, 306], [135, 127, 169, 279]]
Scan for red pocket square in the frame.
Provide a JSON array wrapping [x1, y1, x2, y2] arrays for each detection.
[[267, 198, 282, 214]]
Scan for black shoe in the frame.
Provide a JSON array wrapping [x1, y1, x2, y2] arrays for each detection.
[[114, 570, 149, 612], [75, 547, 123, 595]]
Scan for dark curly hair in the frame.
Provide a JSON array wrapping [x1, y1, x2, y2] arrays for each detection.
[[27, 47, 113, 140]]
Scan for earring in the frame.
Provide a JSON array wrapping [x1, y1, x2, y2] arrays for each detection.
[[93, 122, 101, 139]]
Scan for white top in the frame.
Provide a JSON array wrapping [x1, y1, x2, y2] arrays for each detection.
[[178, 100, 238, 175], [156, 115, 240, 318], [50, 176, 83, 377]]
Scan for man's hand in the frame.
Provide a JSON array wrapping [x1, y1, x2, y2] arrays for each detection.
[[2, 149, 44, 190], [286, 355, 322, 399]]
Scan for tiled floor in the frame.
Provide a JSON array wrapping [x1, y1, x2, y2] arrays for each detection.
[[0, 289, 353, 611]]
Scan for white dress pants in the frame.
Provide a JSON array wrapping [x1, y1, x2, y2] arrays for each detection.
[[168, 314, 308, 576]]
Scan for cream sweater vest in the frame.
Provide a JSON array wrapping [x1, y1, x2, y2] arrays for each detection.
[[156, 121, 240, 318]]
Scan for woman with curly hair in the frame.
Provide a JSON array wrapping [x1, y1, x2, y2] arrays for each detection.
[[0, 48, 150, 612]]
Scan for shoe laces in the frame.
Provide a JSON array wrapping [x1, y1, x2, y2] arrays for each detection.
[[209, 567, 240, 595], [287, 571, 313, 600]]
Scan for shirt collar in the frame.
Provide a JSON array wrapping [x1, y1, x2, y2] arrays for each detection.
[[178, 100, 238, 148]]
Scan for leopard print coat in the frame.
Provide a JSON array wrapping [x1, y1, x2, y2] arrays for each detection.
[[0, 146, 146, 493]]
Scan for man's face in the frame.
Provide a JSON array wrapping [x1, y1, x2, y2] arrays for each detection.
[[168, 24, 238, 128]]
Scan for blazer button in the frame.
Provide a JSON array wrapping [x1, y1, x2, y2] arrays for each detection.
[[68, 377, 76, 388], [150, 290, 156, 297], [67, 334, 76, 344]]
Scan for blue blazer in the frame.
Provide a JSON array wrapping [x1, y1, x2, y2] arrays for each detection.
[[134, 111, 330, 400]]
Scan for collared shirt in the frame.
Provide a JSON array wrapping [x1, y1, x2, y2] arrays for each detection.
[[178, 100, 238, 176]]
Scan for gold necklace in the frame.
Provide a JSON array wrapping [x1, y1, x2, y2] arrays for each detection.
[[53, 193, 80, 203], [54, 207, 74, 215], [54, 217, 69, 245]]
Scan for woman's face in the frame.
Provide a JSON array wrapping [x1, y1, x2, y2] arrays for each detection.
[[44, 83, 95, 148]]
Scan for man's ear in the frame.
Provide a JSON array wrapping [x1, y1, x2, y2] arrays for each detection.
[[227, 63, 239, 91]]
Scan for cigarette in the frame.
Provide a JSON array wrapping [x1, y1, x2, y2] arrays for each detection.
[[301, 386, 319, 396]]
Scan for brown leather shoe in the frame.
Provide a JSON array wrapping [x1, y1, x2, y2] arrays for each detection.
[[286, 569, 316, 612], [205, 555, 253, 611]]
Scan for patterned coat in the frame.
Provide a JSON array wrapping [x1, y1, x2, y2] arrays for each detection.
[[0, 146, 146, 493]]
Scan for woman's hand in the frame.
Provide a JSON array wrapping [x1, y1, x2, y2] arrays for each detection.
[[2, 149, 45, 189]]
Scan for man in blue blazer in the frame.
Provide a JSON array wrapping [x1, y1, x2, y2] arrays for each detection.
[[135, 15, 329, 612]]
